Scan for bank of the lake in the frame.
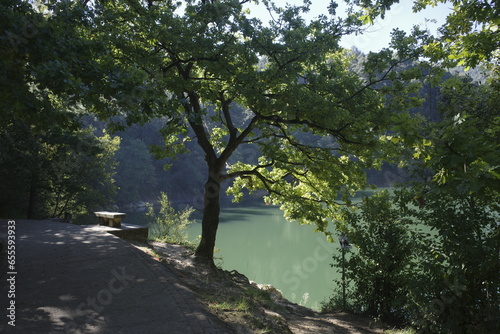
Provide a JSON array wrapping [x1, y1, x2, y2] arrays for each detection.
[[186, 203, 342, 310]]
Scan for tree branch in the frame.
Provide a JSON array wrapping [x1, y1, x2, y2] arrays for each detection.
[[254, 109, 361, 145], [220, 93, 236, 141], [185, 91, 217, 164], [218, 114, 261, 164], [340, 57, 413, 105], [221, 160, 275, 181]]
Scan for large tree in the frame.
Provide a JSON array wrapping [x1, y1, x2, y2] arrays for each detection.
[[65, 0, 426, 266], [0, 0, 120, 218], [3, 0, 427, 263]]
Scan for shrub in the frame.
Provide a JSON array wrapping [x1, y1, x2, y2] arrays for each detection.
[[145, 192, 195, 247], [400, 188, 500, 334], [332, 190, 417, 322], [328, 188, 499, 333]]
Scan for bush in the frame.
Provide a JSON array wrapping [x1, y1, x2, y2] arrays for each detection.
[[145, 192, 195, 247], [332, 190, 417, 322], [327, 188, 499, 333], [400, 188, 500, 334]]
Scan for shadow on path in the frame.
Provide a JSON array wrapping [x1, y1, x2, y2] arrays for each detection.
[[0, 219, 230, 334]]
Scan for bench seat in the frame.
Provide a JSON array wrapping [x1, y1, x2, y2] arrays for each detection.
[[94, 211, 127, 227]]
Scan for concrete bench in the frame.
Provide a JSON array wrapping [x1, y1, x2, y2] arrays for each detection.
[[94, 211, 126, 228]]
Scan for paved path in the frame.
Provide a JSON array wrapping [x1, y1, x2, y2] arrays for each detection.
[[0, 219, 231, 334]]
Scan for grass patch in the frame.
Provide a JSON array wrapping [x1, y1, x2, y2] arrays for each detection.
[[384, 328, 417, 334], [208, 296, 251, 312]]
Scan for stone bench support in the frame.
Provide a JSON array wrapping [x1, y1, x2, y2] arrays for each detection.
[[94, 211, 126, 228]]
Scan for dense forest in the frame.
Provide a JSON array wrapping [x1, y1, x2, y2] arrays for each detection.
[[1, 0, 498, 332]]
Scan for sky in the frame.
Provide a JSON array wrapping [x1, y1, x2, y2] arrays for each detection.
[[244, 0, 453, 53]]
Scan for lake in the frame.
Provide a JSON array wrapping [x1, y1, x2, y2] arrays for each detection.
[[185, 203, 343, 310]]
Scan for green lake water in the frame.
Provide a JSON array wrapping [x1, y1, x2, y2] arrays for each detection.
[[185, 204, 343, 310]]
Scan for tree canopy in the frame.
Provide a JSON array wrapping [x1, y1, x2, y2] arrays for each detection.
[[64, 0, 427, 265], [2, 0, 496, 268], [1, 0, 437, 264]]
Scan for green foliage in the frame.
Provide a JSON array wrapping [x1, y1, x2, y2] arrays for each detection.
[[399, 189, 499, 333], [59, 131, 119, 216], [413, 73, 500, 203], [0, 118, 119, 218], [352, 0, 500, 68], [333, 191, 417, 321], [329, 188, 499, 332], [327, 69, 499, 332], [424, 0, 499, 68], [0, 0, 121, 218], [208, 296, 251, 312], [71, 0, 428, 264], [401, 71, 499, 333], [145, 192, 195, 246]]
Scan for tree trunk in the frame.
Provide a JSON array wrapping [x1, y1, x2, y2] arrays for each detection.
[[52, 190, 61, 218], [27, 173, 38, 219], [194, 167, 222, 267]]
